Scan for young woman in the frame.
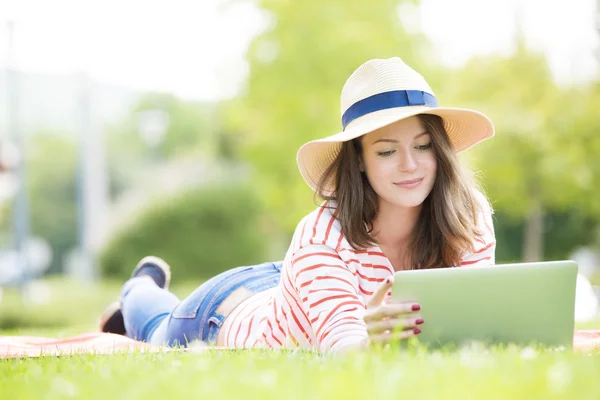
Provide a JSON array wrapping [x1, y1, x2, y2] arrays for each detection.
[[100, 57, 496, 353]]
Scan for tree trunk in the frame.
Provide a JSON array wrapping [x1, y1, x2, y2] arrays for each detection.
[[523, 197, 544, 262]]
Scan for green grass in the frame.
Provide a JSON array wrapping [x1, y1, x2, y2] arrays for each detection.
[[2, 345, 600, 399], [1, 278, 600, 399]]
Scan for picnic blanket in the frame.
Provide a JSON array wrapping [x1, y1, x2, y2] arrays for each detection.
[[0, 332, 170, 358], [2, 331, 600, 358]]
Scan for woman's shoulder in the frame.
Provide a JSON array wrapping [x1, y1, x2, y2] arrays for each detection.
[[469, 187, 493, 213], [290, 200, 343, 252]]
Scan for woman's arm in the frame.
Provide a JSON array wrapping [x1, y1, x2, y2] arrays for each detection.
[[291, 244, 368, 352], [290, 245, 422, 353]]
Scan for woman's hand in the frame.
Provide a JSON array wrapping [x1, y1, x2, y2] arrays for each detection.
[[363, 276, 423, 346]]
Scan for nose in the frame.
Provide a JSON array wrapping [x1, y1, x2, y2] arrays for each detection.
[[398, 149, 418, 173]]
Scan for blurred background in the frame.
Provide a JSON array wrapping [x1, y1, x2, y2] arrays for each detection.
[[0, 0, 599, 334]]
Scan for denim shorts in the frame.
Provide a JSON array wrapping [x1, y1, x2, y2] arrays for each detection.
[[155, 261, 282, 347]]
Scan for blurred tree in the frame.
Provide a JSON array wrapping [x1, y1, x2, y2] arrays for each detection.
[[551, 82, 600, 216], [493, 210, 598, 263], [23, 134, 77, 274], [106, 93, 220, 165], [99, 185, 269, 280], [225, 0, 434, 235], [134, 93, 219, 159], [6, 133, 139, 275], [104, 93, 227, 201], [442, 43, 600, 261]]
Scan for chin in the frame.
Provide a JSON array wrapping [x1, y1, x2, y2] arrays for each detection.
[[395, 199, 427, 209], [387, 193, 429, 209]]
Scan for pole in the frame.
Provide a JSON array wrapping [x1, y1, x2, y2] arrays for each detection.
[[76, 72, 96, 282], [6, 20, 31, 288]]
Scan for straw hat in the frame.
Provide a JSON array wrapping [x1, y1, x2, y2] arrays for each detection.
[[296, 57, 495, 195]]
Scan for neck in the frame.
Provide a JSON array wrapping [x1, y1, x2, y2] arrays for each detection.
[[371, 200, 422, 248]]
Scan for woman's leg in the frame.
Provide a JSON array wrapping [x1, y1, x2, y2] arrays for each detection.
[[120, 277, 181, 342], [160, 261, 283, 347], [117, 259, 284, 348]]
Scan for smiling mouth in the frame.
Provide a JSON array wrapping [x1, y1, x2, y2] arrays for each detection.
[[393, 178, 424, 188]]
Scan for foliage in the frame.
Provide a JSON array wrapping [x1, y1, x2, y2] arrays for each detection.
[[99, 185, 270, 281], [105, 93, 225, 202], [16, 134, 78, 274], [493, 211, 598, 263], [2, 89, 227, 276], [444, 44, 599, 219], [107, 93, 219, 160]]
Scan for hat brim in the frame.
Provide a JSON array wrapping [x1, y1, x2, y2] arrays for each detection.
[[296, 106, 494, 195]]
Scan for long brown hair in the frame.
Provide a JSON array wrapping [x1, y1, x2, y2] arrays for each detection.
[[315, 114, 483, 269]]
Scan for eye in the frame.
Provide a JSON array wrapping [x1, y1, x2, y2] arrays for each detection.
[[376, 150, 396, 157], [415, 143, 432, 150]]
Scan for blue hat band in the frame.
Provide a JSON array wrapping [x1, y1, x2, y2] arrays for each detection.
[[341, 90, 438, 130]]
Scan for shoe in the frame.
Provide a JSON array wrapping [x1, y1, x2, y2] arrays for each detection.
[[98, 256, 172, 335], [99, 301, 126, 335], [130, 256, 171, 290]]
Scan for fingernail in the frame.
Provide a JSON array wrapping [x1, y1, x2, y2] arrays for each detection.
[[414, 328, 422, 334], [415, 318, 424, 325], [412, 304, 421, 311]]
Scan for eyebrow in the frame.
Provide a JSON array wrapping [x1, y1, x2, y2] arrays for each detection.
[[371, 131, 429, 145]]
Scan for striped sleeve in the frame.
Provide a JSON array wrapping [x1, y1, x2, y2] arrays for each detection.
[[459, 191, 496, 266], [291, 244, 368, 353]]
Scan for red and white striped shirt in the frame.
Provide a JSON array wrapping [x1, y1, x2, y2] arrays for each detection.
[[220, 191, 496, 352]]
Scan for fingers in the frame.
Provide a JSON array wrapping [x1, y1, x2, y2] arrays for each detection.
[[369, 327, 421, 344], [385, 297, 417, 305], [366, 317, 424, 334], [367, 276, 394, 308], [363, 302, 421, 322]]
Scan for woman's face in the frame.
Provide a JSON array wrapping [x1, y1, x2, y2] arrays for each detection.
[[360, 116, 437, 210]]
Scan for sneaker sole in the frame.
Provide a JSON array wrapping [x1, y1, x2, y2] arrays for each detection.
[[131, 256, 172, 290]]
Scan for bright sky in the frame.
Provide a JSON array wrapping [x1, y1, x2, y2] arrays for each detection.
[[0, 0, 598, 100]]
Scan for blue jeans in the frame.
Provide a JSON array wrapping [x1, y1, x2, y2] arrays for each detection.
[[120, 261, 283, 347]]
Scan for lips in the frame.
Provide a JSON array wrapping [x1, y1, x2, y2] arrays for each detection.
[[393, 177, 424, 189]]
